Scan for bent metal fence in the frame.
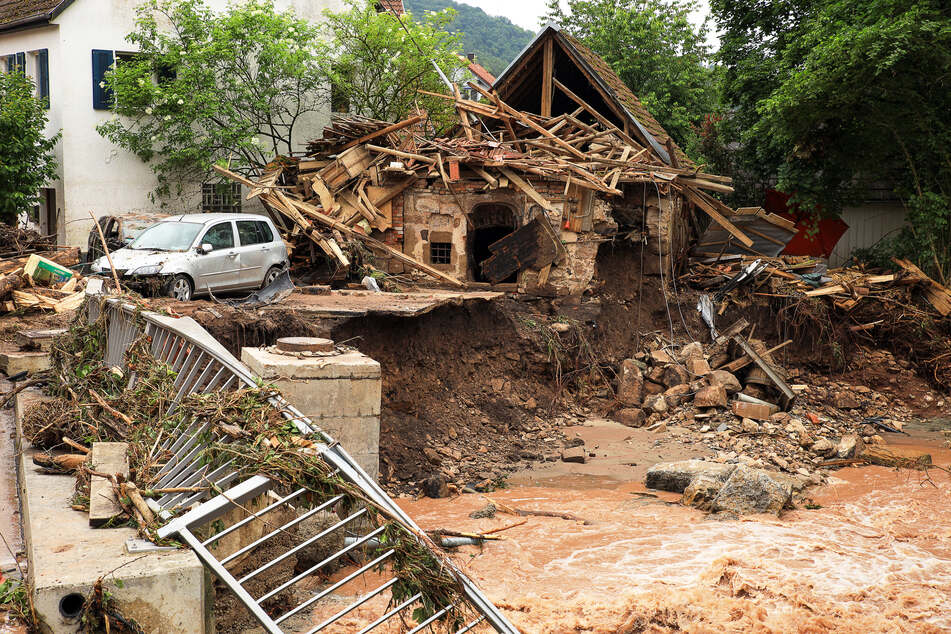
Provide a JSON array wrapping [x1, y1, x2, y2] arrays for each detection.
[[89, 297, 518, 633]]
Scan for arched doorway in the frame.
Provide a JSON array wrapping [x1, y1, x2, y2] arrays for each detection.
[[468, 203, 517, 283]]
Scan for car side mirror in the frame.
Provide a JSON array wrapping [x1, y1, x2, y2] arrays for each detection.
[[199, 243, 213, 254]]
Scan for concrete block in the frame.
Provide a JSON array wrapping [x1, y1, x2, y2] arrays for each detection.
[[242, 347, 381, 381], [16, 329, 67, 351], [241, 346, 382, 481], [0, 350, 51, 375], [88, 443, 129, 527], [15, 393, 211, 633]]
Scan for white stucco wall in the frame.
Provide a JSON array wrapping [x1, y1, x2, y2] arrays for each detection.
[[0, 25, 64, 237], [2, 0, 345, 247], [829, 203, 908, 266]]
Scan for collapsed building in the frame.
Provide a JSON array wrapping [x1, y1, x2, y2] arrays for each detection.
[[218, 25, 752, 299]]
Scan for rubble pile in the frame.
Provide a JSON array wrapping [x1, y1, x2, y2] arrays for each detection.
[[686, 253, 951, 388], [614, 331, 931, 491], [213, 85, 736, 287]]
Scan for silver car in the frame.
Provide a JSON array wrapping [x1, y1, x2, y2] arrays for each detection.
[[91, 213, 288, 301]]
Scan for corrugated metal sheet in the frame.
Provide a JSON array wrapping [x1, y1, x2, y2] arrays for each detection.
[[830, 204, 907, 266]]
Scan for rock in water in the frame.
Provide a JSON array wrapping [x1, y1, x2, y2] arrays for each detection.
[[711, 465, 792, 515], [682, 473, 723, 510], [423, 475, 449, 498], [645, 460, 737, 493]]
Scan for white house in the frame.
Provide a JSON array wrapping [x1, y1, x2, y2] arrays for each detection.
[[0, 0, 348, 247]]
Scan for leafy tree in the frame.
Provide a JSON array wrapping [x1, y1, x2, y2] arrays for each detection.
[[0, 71, 59, 225], [713, 0, 951, 277], [404, 0, 534, 76], [322, 0, 465, 131], [542, 0, 719, 151], [96, 0, 329, 199]]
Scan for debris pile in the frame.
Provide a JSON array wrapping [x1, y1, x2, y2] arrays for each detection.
[[20, 299, 494, 631], [214, 84, 737, 287], [615, 326, 932, 489], [0, 249, 85, 313], [0, 225, 56, 256], [686, 254, 951, 388]]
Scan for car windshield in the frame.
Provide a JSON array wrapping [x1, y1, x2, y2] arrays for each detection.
[[128, 221, 203, 251]]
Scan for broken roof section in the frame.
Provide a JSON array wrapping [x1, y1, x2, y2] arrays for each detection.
[[493, 24, 690, 168]]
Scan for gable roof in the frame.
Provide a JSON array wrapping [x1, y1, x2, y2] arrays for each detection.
[[493, 24, 690, 168], [0, 0, 71, 31], [458, 55, 495, 87]]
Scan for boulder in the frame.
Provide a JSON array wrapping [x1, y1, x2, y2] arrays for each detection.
[[650, 348, 674, 364], [685, 357, 712, 377], [741, 417, 759, 433], [644, 394, 668, 414], [617, 359, 644, 406], [679, 341, 705, 361], [810, 438, 835, 455], [682, 473, 723, 510], [708, 370, 742, 394], [834, 393, 862, 410], [615, 408, 646, 428], [711, 465, 793, 515], [693, 384, 728, 408], [662, 364, 690, 388], [561, 446, 587, 463], [423, 475, 450, 498], [645, 460, 737, 493], [836, 433, 865, 459], [644, 380, 666, 395], [663, 384, 691, 407]]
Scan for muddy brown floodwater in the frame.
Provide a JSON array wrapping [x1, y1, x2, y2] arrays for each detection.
[[397, 436, 951, 633]]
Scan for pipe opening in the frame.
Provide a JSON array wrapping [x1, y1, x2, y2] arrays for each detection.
[[59, 592, 85, 619]]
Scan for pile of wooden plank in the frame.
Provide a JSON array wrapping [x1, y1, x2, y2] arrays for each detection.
[[685, 253, 951, 320], [215, 84, 751, 287], [0, 248, 85, 313]]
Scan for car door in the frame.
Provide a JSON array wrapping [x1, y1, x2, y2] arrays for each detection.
[[235, 220, 270, 288], [193, 221, 241, 292]]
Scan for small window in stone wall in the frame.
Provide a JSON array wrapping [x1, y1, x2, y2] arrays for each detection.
[[430, 242, 452, 265], [202, 182, 241, 213]]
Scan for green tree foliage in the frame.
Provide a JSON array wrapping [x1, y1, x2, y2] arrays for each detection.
[[0, 71, 59, 225], [323, 0, 465, 130], [403, 0, 534, 76], [712, 0, 951, 277], [543, 0, 718, 151], [96, 0, 328, 199]]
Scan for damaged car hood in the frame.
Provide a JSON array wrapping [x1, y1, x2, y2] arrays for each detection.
[[94, 248, 187, 275]]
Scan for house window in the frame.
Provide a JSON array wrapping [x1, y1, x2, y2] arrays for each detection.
[[430, 242, 452, 265], [92, 50, 141, 110], [4, 50, 49, 108], [202, 183, 242, 213]]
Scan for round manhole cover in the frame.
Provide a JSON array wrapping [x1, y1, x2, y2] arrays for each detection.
[[276, 337, 335, 353]]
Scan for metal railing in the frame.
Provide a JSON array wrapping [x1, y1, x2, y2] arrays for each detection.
[[89, 297, 518, 633]]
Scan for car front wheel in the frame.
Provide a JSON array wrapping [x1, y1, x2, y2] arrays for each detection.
[[261, 265, 284, 289], [165, 274, 193, 301]]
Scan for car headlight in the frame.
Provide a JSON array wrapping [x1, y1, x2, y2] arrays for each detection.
[[129, 265, 161, 276]]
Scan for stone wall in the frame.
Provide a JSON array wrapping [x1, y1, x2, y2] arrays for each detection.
[[392, 173, 687, 296]]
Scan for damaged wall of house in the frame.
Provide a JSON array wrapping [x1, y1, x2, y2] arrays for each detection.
[[396, 172, 687, 297]]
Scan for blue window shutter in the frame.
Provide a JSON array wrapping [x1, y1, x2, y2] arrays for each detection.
[[14, 52, 24, 70], [37, 49, 49, 108], [91, 49, 114, 110], [4, 55, 11, 72]]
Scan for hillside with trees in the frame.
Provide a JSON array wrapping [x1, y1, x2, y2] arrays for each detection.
[[404, 0, 534, 76]]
